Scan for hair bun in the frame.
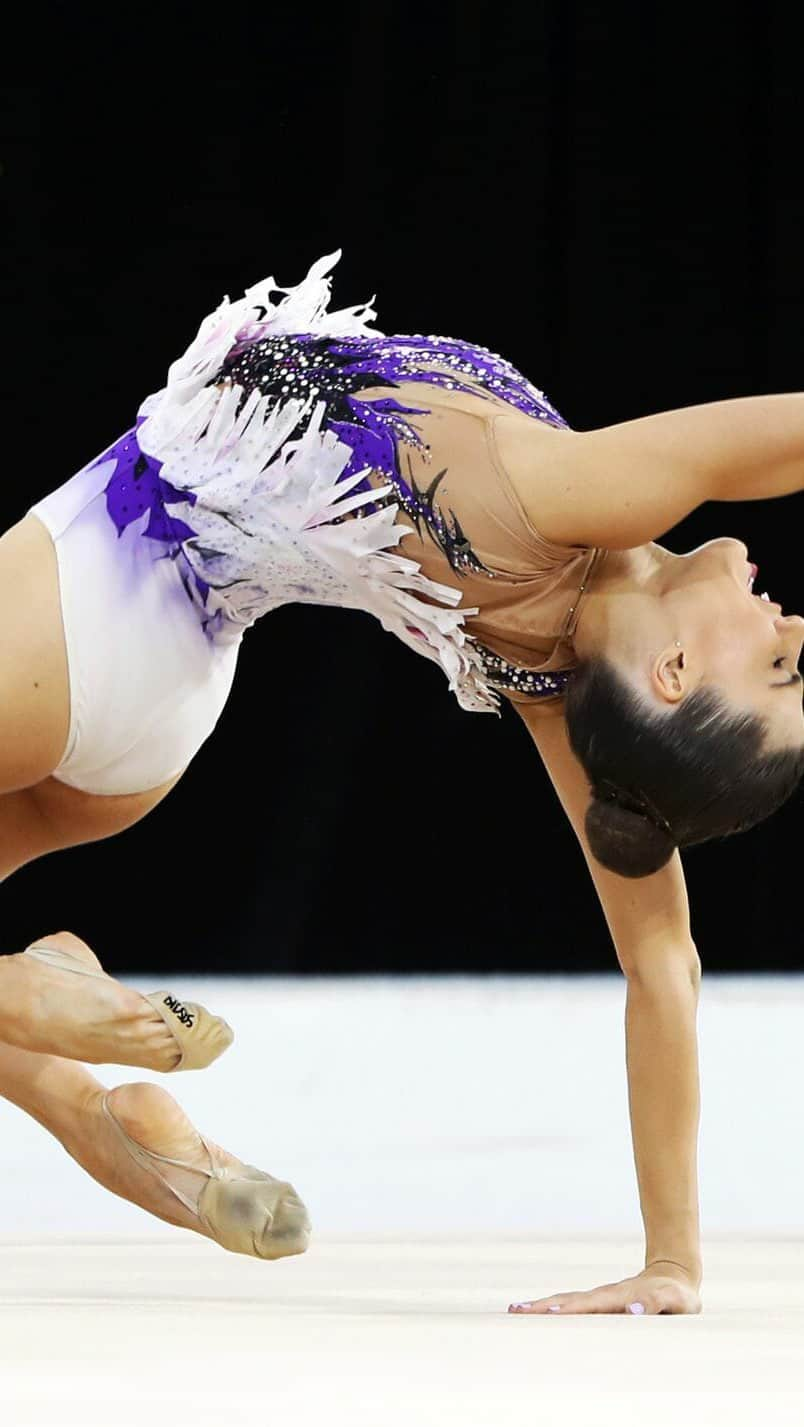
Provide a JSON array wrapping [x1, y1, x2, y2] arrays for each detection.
[[586, 791, 676, 879]]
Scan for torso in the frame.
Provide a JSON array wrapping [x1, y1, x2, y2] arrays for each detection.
[[8, 342, 590, 848], [358, 378, 575, 526], [345, 375, 603, 699]]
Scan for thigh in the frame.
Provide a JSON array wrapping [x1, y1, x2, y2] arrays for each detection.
[[0, 517, 72, 790], [28, 769, 188, 854], [0, 1035, 99, 1130], [0, 789, 62, 880], [0, 770, 186, 881]]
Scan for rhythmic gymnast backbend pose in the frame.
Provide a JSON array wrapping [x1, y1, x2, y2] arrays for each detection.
[[3, 253, 803, 1312]]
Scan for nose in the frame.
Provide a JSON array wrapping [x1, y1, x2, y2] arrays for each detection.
[[777, 614, 804, 666], [778, 614, 804, 635], [724, 537, 750, 580], [725, 538, 749, 562]]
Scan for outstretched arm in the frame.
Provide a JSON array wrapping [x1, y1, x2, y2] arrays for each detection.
[[506, 392, 804, 550], [583, 392, 804, 507], [510, 705, 702, 1314]]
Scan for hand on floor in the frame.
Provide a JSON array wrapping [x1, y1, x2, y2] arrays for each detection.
[[507, 1263, 702, 1315]]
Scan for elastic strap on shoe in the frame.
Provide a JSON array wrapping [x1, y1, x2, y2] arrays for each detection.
[[101, 1093, 220, 1217]]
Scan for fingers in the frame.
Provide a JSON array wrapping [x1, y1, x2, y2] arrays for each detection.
[[509, 1287, 621, 1315], [508, 1281, 687, 1315], [509, 1280, 625, 1314]]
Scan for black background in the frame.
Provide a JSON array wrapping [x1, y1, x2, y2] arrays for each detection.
[[3, 6, 803, 974]]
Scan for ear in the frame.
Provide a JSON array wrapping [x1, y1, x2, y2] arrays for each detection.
[[650, 646, 686, 704]]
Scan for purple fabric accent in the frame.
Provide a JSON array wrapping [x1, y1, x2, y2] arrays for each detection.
[[98, 417, 198, 543], [92, 421, 211, 606], [216, 331, 567, 579], [99, 332, 564, 579], [91, 325, 574, 695], [214, 329, 577, 697], [220, 332, 566, 515], [329, 395, 431, 486]]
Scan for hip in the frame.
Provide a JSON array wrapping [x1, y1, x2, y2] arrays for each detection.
[[27, 470, 241, 796]]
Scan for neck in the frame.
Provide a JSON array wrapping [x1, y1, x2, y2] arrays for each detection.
[[573, 543, 677, 657]]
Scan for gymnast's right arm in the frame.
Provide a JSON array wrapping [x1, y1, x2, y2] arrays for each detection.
[[515, 703, 703, 1309]]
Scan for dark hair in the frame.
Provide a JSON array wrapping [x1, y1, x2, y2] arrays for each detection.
[[563, 655, 804, 879]]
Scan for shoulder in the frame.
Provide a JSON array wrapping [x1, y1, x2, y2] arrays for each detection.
[[498, 412, 707, 551]]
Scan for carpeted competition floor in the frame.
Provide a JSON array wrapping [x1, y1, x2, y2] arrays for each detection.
[[1, 975, 802, 1425]]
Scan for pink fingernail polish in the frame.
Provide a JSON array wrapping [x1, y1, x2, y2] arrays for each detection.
[[628, 1302, 645, 1315], [547, 1306, 562, 1313]]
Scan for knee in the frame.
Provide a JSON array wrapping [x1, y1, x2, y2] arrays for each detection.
[[32, 930, 92, 955]]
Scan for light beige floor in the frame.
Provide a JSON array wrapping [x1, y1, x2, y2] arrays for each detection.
[[0, 1234, 802, 1425], [1, 976, 802, 1424]]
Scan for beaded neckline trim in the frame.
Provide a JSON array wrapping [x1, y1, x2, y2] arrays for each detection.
[[469, 545, 608, 699]]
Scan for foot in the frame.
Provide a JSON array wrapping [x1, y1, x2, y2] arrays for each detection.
[[2, 931, 230, 1072], [98, 1082, 311, 1260]]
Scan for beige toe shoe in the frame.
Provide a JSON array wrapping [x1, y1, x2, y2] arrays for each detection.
[[24, 944, 234, 1071], [101, 1093, 312, 1260], [141, 991, 234, 1070]]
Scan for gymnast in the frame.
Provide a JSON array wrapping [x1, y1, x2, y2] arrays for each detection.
[[1, 252, 801, 1311]]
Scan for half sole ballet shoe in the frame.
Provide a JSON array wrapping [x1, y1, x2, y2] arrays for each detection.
[[101, 1092, 312, 1260], [24, 944, 234, 1071]]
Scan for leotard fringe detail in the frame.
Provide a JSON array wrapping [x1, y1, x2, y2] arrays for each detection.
[[133, 250, 499, 714]]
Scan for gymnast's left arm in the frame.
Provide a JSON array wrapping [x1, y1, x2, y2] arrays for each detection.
[[569, 392, 804, 528], [506, 393, 804, 552], [508, 706, 703, 1315], [585, 391, 804, 505]]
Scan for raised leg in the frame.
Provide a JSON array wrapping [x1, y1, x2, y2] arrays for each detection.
[[0, 930, 232, 1072], [0, 1040, 310, 1257]]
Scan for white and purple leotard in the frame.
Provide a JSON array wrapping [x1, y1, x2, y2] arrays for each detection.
[[29, 251, 589, 796]]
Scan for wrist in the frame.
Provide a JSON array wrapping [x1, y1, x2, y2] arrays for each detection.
[[645, 1257, 702, 1289]]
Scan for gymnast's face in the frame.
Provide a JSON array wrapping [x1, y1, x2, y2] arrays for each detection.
[[573, 537, 804, 751]]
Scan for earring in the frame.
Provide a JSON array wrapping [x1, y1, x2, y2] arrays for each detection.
[[674, 639, 684, 669]]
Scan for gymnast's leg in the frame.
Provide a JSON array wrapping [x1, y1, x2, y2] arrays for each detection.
[[0, 1040, 310, 1259], [0, 930, 233, 1074], [0, 784, 232, 1073]]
